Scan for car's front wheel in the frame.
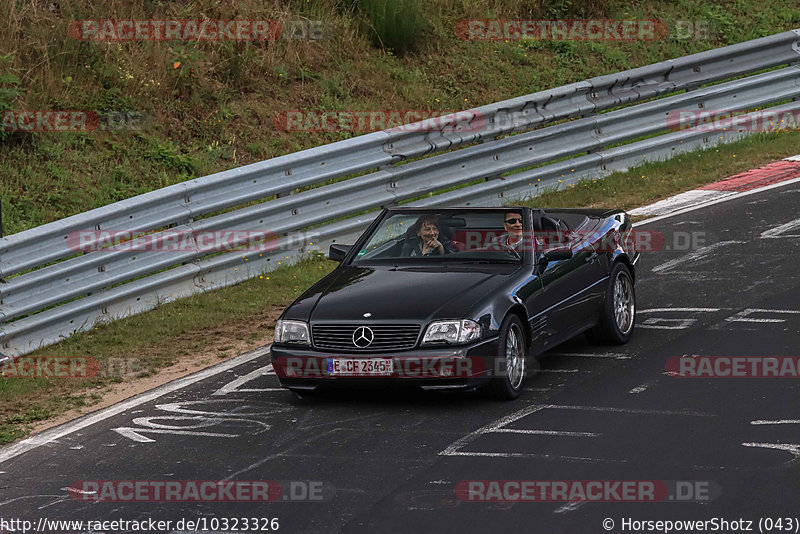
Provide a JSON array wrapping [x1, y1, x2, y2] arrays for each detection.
[[486, 314, 527, 400], [587, 262, 635, 344]]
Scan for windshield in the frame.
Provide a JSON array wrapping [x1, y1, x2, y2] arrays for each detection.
[[351, 210, 531, 265]]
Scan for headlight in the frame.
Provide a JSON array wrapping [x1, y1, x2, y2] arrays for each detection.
[[274, 320, 310, 345], [422, 319, 481, 345]]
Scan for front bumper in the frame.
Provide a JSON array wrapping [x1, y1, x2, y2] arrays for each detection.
[[270, 336, 500, 391]]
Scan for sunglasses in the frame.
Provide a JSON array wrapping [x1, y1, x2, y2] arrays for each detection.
[[504, 218, 523, 225]]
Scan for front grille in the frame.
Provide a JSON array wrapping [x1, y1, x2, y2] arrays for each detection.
[[312, 324, 421, 352]]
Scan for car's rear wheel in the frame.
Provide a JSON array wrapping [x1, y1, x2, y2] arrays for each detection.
[[587, 262, 635, 344], [486, 314, 526, 400]]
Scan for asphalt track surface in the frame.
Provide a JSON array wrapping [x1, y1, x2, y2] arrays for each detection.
[[2, 180, 800, 533]]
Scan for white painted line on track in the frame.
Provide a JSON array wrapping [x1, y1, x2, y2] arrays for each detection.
[[628, 384, 650, 394], [439, 404, 715, 460], [728, 318, 785, 323], [113, 427, 239, 443], [637, 308, 722, 329], [539, 369, 580, 373], [738, 308, 800, 313], [741, 442, 800, 462], [639, 308, 721, 313], [0, 345, 270, 465], [651, 241, 744, 273], [639, 318, 697, 330], [442, 451, 627, 463], [212, 364, 281, 395], [751, 420, 800, 425], [439, 404, 553, 457], [726, 308, 800, 323], [554, 501, 588, 514], [629, 190, 736, 217], [154, 399, 284, 417], [761, 217, 800, 239], [633, 175, 800, 228], [548, 352, 631, 359], [492, 429, 601, 437]]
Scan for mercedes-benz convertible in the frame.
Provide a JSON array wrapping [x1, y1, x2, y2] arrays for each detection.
[[271, 207, 639, 399]]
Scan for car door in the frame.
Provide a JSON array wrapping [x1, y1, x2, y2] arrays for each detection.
[[530, 217, 607, 346], [513, 209, 549, 348]]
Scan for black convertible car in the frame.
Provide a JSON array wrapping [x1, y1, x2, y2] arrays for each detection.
[[271, 207, 639, 399]]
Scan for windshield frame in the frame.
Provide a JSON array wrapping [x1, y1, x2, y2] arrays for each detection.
[[343, 207, 534, 267]]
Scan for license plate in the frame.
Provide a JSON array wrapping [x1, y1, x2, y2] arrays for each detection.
[[327, 358, 394, 376]]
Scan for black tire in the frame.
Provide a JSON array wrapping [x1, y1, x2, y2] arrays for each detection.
[[486, 314, 527, 400], [587, 262, 635, 344]]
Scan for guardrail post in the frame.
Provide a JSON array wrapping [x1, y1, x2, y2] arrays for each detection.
[[0, 198, 3, 238]]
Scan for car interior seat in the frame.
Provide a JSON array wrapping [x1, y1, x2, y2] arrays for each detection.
[[535, 209, 570, 249]]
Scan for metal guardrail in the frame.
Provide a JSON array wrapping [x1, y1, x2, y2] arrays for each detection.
[[1, 29, 799, 354]]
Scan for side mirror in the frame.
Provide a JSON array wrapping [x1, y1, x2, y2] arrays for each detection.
[[328, 244, 353, 262], [538, 247, 573, 265]]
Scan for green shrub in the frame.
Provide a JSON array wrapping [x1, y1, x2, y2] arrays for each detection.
[[357, 0, 426, 54]]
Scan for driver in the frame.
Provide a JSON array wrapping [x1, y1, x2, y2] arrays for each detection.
[[486, 211, 525, 255], [401, 215, 457, 257]]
